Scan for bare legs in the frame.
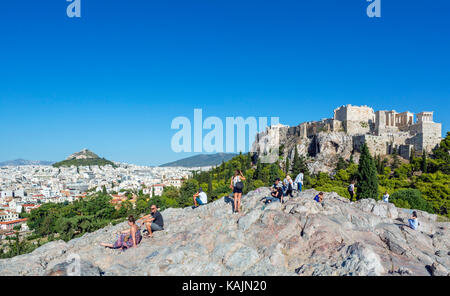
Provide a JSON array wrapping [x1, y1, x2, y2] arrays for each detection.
[[193, 195, 198, 207], [145, 222, 153, 237], [100, 243, 114, 248], [234, 193, 242, 213]]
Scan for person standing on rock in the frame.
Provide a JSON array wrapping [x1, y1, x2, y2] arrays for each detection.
[[408, 211, 419, 230], [284, 175, 294, 198], [192, 187, 208, 208], [294, 171, 304, 192], [100, 215, 142, 250], [382, 191, 390, 203], [348, 180, 356, 202], [138, 204, 164, 238], [230, 170, 246, 214]]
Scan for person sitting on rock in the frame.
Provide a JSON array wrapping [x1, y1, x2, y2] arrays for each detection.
[[314, 192, 324, 203], [192, 187, 208, 209], [382, 191, 390, 203], [100, 215, 142, 250], [408, 211, 419, 230], [261, 178, 283, 204], [138, 204, 164, 238]]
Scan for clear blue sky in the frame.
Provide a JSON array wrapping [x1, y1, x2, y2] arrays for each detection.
[[1, 0, 449, 166]]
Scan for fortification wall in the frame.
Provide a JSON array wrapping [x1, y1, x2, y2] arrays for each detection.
[[344, 120, 372, 135], [334, 105, 375, 123], [408, 122, 442, 153]]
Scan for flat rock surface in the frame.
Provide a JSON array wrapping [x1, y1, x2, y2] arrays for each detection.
[[0, 189, 448, 276]]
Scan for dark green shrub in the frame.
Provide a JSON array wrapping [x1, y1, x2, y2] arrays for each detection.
[[390, 189, 433, 213]]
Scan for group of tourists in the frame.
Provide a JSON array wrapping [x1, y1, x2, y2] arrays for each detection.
[[260, 171, 305, 205], [100, 204, 165, 250], [347, 180, 418, 230], [191, 169, 246, 214], [100, 169, 420, 251], [348, 180, 390, 204]]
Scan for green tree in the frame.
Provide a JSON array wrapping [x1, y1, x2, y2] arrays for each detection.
[[356, 143, 379, 200], [349, 154, 354, 164], [285, 158, 290, 174], [390, 189, 433, 213], [179, 179, 199, 207], [291, 146, 301, 176], [421, 152, 428, 173], [392, 148, 401, 170], [336, 157, 348, 171], [207, 173, 213, 197]]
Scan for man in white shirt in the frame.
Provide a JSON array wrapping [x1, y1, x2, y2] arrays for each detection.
[[193, 187, 208, 208], [294, 172, 304, 192]]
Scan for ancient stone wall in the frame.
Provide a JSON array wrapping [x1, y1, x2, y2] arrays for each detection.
[[252, 105, 443, 166], [334, 104, 375, 123], [344, 120, 372, 135], [408, 122, 442, 153]]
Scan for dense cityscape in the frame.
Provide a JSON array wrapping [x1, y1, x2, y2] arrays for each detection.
[[0, 162, 207, 238]]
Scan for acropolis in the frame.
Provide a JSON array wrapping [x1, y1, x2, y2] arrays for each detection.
[[290, 104, 442, 159]]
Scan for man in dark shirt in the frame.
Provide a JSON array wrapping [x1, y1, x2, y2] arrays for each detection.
[[271, 178, 283, 203], [138, 204, 164, 238], [261, 178, 283, 205]]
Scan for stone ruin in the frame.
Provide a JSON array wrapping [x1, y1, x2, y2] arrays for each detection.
[[279, 104, 441, 160]]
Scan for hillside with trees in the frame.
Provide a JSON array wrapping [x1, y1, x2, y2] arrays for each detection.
[[2, 133, 448, 259]]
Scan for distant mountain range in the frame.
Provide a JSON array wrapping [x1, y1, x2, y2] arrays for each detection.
[[160, 153, 237, 167], [0, 159, 55, 166], [53, 149, 116, 168]]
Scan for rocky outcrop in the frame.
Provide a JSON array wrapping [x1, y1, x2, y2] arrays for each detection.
[[0, 189, 449, 276], [66, 149, 99, 160], [251, 124, 358, 173]]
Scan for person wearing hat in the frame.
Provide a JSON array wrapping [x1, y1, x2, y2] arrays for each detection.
[[192, 187, 208, 208]]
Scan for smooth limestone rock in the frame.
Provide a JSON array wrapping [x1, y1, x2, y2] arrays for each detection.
[[0, 188, 449, 276]]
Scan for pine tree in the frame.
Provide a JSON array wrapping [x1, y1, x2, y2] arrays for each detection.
[[336, 157, 348, 171], [349, 154, 354, 164], [285, 158, 290, 174], [292, 146, 301, 176], [298, 155, 310, 186], [254, 159, 262, 180], [410, 147, 416, 164], [357, 143, 379, 200], [269, 163, 280, 183], [421, 151, 428, 173], [392, 147, 400, 170], [207, 173, 213, 197]]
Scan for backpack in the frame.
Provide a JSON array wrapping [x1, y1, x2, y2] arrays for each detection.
[[235, 181, 244, 190]]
